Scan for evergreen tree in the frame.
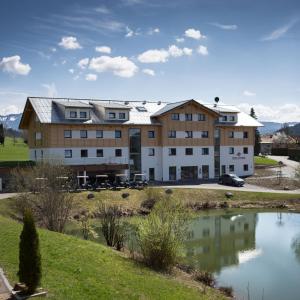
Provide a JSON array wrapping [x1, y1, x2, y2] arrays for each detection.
[[0, 123, 4, 146], [250, 108, 261, 155], [18, 209, 42, 294]]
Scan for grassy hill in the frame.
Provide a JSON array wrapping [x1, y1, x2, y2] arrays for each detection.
[[0, 137, 29, 161], [0, 216, 224, 300]]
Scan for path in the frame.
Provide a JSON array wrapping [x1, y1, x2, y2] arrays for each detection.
[[0, 268, 12, 300], [267, 155, 300, 178]]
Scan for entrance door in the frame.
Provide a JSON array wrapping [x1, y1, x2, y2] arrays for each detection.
[[221, 165, 226, 175], [149, 168, 155, 181], [181, 166, 198, 180], [202, 165, 209, 180]]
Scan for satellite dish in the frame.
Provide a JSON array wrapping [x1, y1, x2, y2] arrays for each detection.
[[214, 97, 220, 104]]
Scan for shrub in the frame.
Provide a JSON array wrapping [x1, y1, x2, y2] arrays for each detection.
[[137, 198, 189, 271], [18, 209, 42, 294], [193, 270, 215, 287], [218, 286, 233, 297], [141, 188, 163, 210], [98, 203, 125, 250]]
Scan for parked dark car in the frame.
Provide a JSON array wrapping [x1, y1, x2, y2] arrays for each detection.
[[219, 174, 245, 187]]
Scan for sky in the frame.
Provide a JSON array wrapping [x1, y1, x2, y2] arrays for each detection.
[[0, 0, 300, 122]]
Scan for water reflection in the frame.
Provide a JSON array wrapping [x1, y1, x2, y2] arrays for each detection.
[[291, 234, 300, 263], [184, 213, 258, 272]]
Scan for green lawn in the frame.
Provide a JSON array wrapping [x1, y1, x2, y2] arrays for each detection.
[[0, 137, 29, 161], [254, 156, 278, 166], [0, 216, 224, 300]]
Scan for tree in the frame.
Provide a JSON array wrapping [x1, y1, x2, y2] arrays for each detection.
[[0, 123, 5, 146], [10, 162, 75, 233], [18, 209, 42, 294], [250, 108, 261, 155]]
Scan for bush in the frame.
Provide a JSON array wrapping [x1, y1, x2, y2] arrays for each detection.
[[137, 198, 189, 271], [141, 188, 163, 210], [218, 286, 233, 297], [98, 203, 125, 250], [193, 271, 215, 287], [18, 209, 42, 294]]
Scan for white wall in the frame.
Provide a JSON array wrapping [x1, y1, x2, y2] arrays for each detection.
[[162, 146, 215, 181], [220, 145, 254, 176], [141, 147, 163, 181]]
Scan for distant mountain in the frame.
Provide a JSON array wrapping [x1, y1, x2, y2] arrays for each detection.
[[279, 123, 300, 136], [0, 113, 22, 130], [259, 121, 298, 135]]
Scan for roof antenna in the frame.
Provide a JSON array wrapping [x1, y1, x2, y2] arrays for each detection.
[[214, 97, 219, 107]]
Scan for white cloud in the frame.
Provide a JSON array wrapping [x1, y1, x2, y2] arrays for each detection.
[[197, 45, 208, 56], [58, 36, 82, 49], [95, 46, 111, 54], [85, 73, 98, 81], [95, 5, 110, 14], [243, 90, 256, 97], [262, 19, 298, 41], [176, 37, 185, 43], [183, 47, 193, 56], [42, 83, 57, 97], [50, 47, 57, 52], [0, 55, 31, 76], [184, 28, 205, 40], [148, 27, 160, 35], [0, 104, 20, 115], [138, 49, 169, 63], [125, 26, 139, 38], [168, 45, 193, 57], [89, 55, 138, 78], [142, 68, 155, 76], [238, 102, 300, 122], [77, 58, 89, 69], [69, 68, 74, 74], [210, 22, 238, 30], [61, 60, 66, 65]]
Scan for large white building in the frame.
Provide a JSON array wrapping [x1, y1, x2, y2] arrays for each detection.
[[19, 97, 262, 182]]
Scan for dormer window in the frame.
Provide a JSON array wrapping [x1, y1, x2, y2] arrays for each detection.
[[80, 111, 87, 119], [109, 112, 116, 119], [222, 115, 227, 122], [119, 112, 126, 119], [229, 115, 235, 122], [70, 111, 77, 118], [136, 106, 147, 112]]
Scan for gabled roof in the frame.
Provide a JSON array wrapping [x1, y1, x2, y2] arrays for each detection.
[[151, 99, 220, 117]]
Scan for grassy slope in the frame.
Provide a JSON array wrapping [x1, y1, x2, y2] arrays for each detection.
[[0, 137, 29, 161], [254, 156, 278, 166], [0, 216, 223, 300]]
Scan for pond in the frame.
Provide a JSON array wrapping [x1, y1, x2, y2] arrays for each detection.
[[66, 211, 300, 299], [185, 211, 300, 300]]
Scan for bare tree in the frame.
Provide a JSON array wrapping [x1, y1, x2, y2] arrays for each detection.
[[10, 163, 76, 233]]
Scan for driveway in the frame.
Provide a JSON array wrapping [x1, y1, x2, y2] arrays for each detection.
[[0, 193, 17, 200], [161, 182, 300, 194], [267, 155, 300, 178]]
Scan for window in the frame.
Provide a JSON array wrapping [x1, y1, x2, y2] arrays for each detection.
[[243, 147, 248, 154], [201, 131, 209, 138], [222, 115, 228, 122], [185, 131, 193, 138], [229, 131, 234, 138], [109, 112, 116, 119], [229, 165, 235, 172], [149, 168, 155, 181], [229, 147, 234, 155], [148, 148, 155, 156], [202, 148, 209, 155], [64, 149, 72, 158], [96, 149, 103, 157], [185, 113, 192, 121], [198, 113, 206, 121], [80, 111, 87, 119], [35, 132, 42, 140], [70, 111, 77, 118], [80, 130, 88, 138], [244, 164, 249, 171], [171, 113, 180, 120], [115, 149, 122, 157], [148, 131, 155, 138], [185, 148, 193, 155], [119, 112, 126, 119], [169, 166, 177, 180], [96, 130, 103, 138], [168, 148, 176, 156], [168, 130, 176, 138], [203, 229, 210, 237], [229, 115, 235, 122], [243, 131, 248, 139], [230, 225, 235, 233], [64, 130, 72, 138], [81, 149, 88, 158], [115, 130, 122, 138]]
